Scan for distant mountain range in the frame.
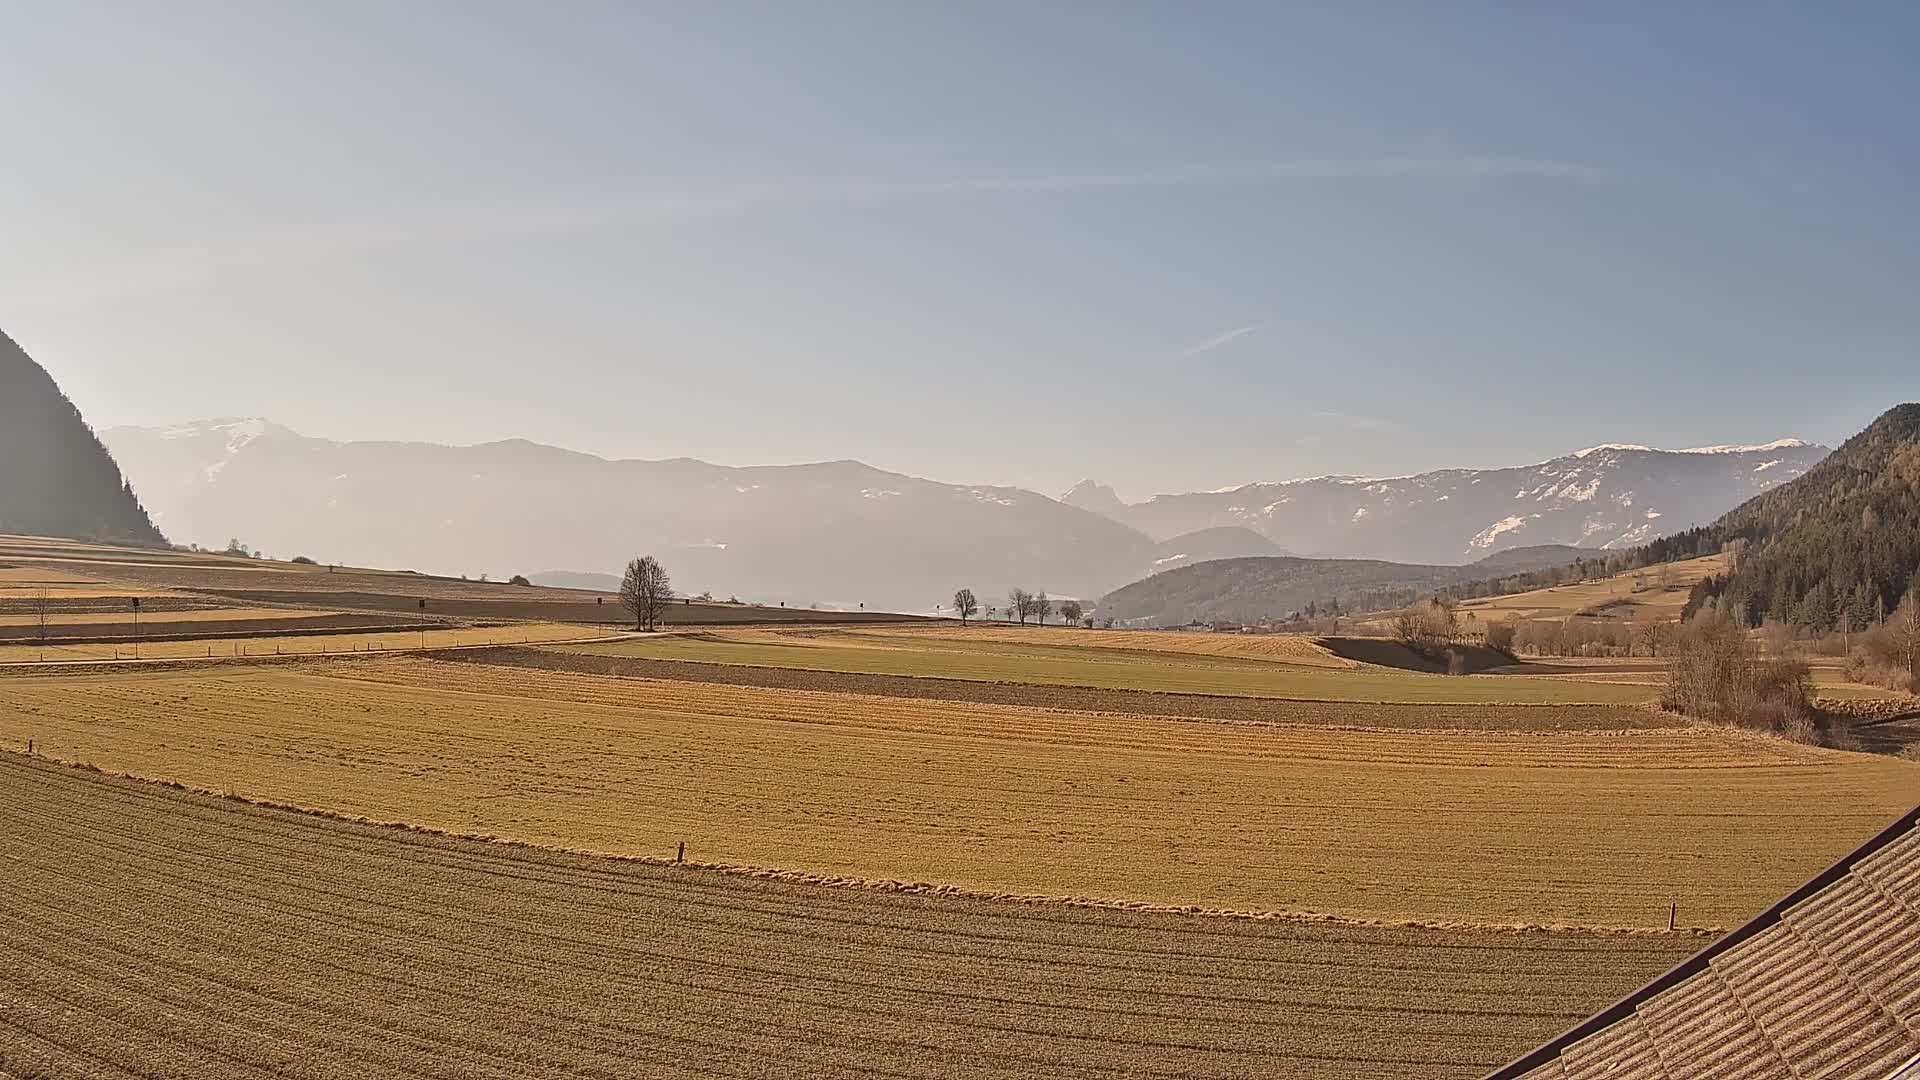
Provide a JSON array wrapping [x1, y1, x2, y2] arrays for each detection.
[[102, 420, 1280, 611], [1066, 441, 1828, 564], [0, 329, 163, 546], [102, 418, 1824, 612]]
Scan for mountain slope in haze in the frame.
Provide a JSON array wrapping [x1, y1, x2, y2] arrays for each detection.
[[1099, 544, 1591, 627], [1060, 479, 1128, 518], [1146, 526, 1285, 573], [0, 329, 163, 546], [1681, 404, 1920, 626], [1078, 441, 1828, 564], [103, 420, 1165, 610]]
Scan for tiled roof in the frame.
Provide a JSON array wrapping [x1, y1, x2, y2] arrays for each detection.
[[1490, 805, 1920, 1080]]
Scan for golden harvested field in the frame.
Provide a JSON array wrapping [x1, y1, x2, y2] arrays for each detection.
[[555, 627, 1659, 704], [0, 755, 1701, 1080], [0, 606, 319, 627], [0, 563, 185, 600], [0, 622, 596, 664], [882, 624, 1355, 666], [1455, 553, 1730, 623], [6, 657, 1914, 928], [470, 645, 1674, 730]]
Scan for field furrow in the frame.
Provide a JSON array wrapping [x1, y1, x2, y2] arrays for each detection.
[[3, 658, 1914, 927], [0, 756, 1697, 1079]]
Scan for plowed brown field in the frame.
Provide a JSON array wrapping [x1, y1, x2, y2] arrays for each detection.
[[0, 755, 1701, 1080], [5, 657, 1914, 928]]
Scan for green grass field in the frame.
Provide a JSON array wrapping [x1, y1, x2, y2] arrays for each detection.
[[553, 628, 1659, 705]]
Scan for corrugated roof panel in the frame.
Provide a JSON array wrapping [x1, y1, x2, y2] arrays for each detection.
[[1856, 829, 1920, 909], [1636, 971, 1793, 1079], [1485, 809, 1920, 1080], [1784, 874, 1920, 1032], [1559, 1013, 1668, 1080], [1711, 922, 1917, 1079]]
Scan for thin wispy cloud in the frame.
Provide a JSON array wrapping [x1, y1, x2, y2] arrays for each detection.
[[1175, 325, 1263, 360], [8, 155, 1614, 309]]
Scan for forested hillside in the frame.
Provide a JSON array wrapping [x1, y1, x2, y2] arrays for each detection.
[[1097, 546, 1588, 626], [1681, 403, 1920, 627], [0, 329, 164, 546]]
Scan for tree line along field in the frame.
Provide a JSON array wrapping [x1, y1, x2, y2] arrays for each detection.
[[550, 626, 1663, 705], [5, 656, 1915, 929], [0, 755, 1703, 1080]]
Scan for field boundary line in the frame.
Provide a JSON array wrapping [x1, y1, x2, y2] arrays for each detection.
[[0, 631, 633, 671], [0, 750, 1726, 939], [511, 646, 1655, 709]]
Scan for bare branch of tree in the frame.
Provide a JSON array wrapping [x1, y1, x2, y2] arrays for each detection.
[[620, 555, 673, 632]]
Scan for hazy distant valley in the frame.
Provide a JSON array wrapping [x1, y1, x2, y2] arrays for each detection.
[[103, 419, 1825, 614]]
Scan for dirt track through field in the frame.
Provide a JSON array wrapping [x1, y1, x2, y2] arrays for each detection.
[[467, 645, 1673, 731], [0, 755, 1700, 1080], [6, 657, 1915, 927]]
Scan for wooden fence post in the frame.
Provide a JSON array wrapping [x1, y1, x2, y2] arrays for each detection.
[[1668, 903, 1677, 931]]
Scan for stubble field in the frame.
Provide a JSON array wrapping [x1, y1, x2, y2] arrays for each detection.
[[0, 755, 1704, 1080], [5, 656, 1913, 928], [552, 627, 1660, 705]]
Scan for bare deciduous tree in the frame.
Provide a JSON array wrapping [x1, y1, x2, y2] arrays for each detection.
[[952, 588, 979, 625], [1008, 588, 1032, 625], [1663, 607, 1816, 739], [1057, 600, 1084, 627], [1894, 588, 1920, 679], [1631, 608, 1670, 658], [1484, 616, 1517, 654], [1033, 592, 1049, 626], [620, 555, 673, 632], [32, 589, 51, 647], [1392, 598, 1457, 657]]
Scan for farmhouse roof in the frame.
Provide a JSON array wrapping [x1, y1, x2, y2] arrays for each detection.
[[1488, 803, 1920, 1080]]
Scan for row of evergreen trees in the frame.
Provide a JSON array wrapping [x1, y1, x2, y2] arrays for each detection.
[[1682, 405, 1920, 627], [1, 329, 166, 547]]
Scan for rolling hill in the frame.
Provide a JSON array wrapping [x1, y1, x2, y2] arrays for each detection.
[[1098, 545, 1591, 626], [0, 328, 163, 546]]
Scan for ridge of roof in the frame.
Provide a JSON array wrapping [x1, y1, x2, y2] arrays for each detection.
[[1485, 802, 1920, 1079]]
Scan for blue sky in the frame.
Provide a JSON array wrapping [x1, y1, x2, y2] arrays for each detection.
[[3, 2, 1915, 499]]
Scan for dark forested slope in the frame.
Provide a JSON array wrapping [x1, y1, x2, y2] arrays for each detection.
[[1681, 404, 1920, 626], [0, 329, 164, 545]]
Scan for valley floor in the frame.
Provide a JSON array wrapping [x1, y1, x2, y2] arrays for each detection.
[[0, 755, 1699, 1080], [5, 655, 1913, 928]]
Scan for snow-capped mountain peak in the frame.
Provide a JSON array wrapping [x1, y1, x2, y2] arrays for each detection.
[[1059, 478, 1129, 517], [1093, 439, 1829, 564]]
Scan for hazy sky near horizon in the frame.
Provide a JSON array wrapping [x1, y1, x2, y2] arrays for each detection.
[[3, 3, 1916, 500]]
